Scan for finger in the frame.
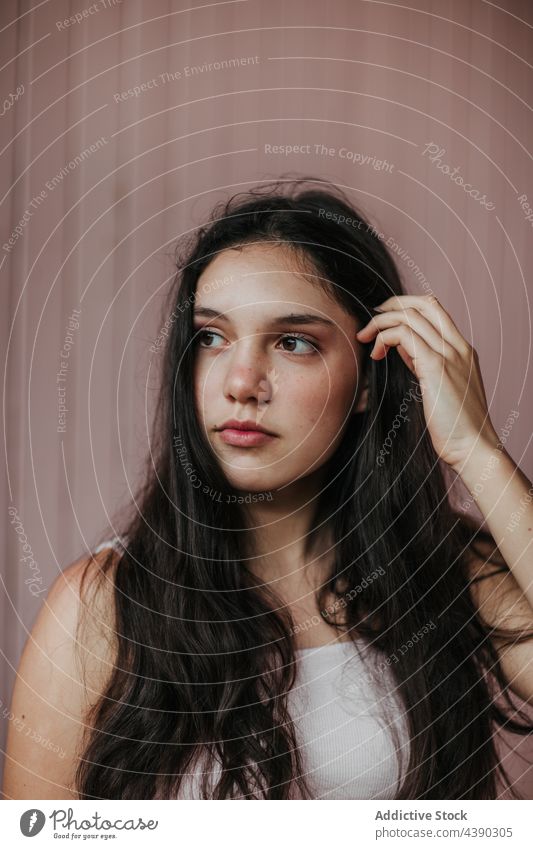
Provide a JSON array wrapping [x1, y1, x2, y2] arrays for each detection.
[[375, 294, 471, 355], [396, 345, 416, 373], [370, 324, 441, 375], [358, 307, 457, 360]]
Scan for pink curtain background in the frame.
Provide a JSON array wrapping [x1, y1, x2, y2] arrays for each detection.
[[1, 0, 532, 795]]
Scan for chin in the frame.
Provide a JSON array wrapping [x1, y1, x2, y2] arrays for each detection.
[[226, 473, 277, 493]]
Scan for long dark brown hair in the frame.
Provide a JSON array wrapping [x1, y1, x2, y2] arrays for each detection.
[[75, 176, 533, 799]]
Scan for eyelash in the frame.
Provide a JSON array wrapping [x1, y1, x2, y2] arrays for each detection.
[[195, 328, 320, 355]]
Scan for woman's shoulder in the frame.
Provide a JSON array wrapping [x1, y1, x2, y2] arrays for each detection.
[[52, 542, 123, 703], [2, 544, 121, 799], [63, 540, 121, 640]]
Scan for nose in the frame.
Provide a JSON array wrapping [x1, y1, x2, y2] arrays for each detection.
[[222, 338, 272, 407]]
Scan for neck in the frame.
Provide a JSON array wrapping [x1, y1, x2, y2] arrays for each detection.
[[242, 468, 334, 594]]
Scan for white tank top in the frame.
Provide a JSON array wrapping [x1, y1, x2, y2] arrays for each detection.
[[93, 537, 411, 799]]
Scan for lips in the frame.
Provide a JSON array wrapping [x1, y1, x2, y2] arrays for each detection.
[[217, 429, 276, 447], [217, 418, 276, 436], [215, 418, 277, 447]]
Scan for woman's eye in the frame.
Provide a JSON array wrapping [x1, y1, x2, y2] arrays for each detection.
[[196, 329, 225, 348], [278, 334, 319, 355], [195, 329, 319, 355]]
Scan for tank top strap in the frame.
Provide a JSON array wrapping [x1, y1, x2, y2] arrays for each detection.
[[93, 535, 126, 554]]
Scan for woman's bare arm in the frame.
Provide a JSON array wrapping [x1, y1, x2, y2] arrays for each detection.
[[457, 443, 533, 614], [2, 549, 118, 800], [467, 539, 533, 706]]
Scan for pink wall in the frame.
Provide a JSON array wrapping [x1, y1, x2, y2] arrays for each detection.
[[1, 0, 532, 796]]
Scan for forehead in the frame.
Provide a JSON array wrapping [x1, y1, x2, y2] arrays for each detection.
[[194, 243, 351, 327]]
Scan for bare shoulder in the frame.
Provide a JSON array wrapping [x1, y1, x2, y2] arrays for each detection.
[[2, 546, 120, 800], [465, 534, 533, 705]]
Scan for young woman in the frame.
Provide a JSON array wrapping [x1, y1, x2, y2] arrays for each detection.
[[4, 177, 533, 801]]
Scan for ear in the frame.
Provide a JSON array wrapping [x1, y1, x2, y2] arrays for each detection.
[[353, 378, 369, 414]]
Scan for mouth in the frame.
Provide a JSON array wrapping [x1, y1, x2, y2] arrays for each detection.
[[217, 429, 276, 447], [215, 419, 278, 448]]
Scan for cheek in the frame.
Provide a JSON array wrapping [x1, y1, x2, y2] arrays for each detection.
[[288, 373, 351, 433], [193, 362, 211, 419], [281, 371, 326, 413], [305, 359, 356, 405], [285, 392, 350, 472]]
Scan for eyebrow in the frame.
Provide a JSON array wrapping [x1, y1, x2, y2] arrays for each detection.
[[193, 307, 336, 329]]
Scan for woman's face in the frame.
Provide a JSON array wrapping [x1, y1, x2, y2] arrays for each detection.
[[192, 243, 368, 494]]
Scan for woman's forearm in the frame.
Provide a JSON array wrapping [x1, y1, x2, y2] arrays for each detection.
[[454, 437, 533, 611]]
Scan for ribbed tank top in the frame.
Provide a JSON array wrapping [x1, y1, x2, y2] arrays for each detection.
[[93, 537, 411, 799]]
